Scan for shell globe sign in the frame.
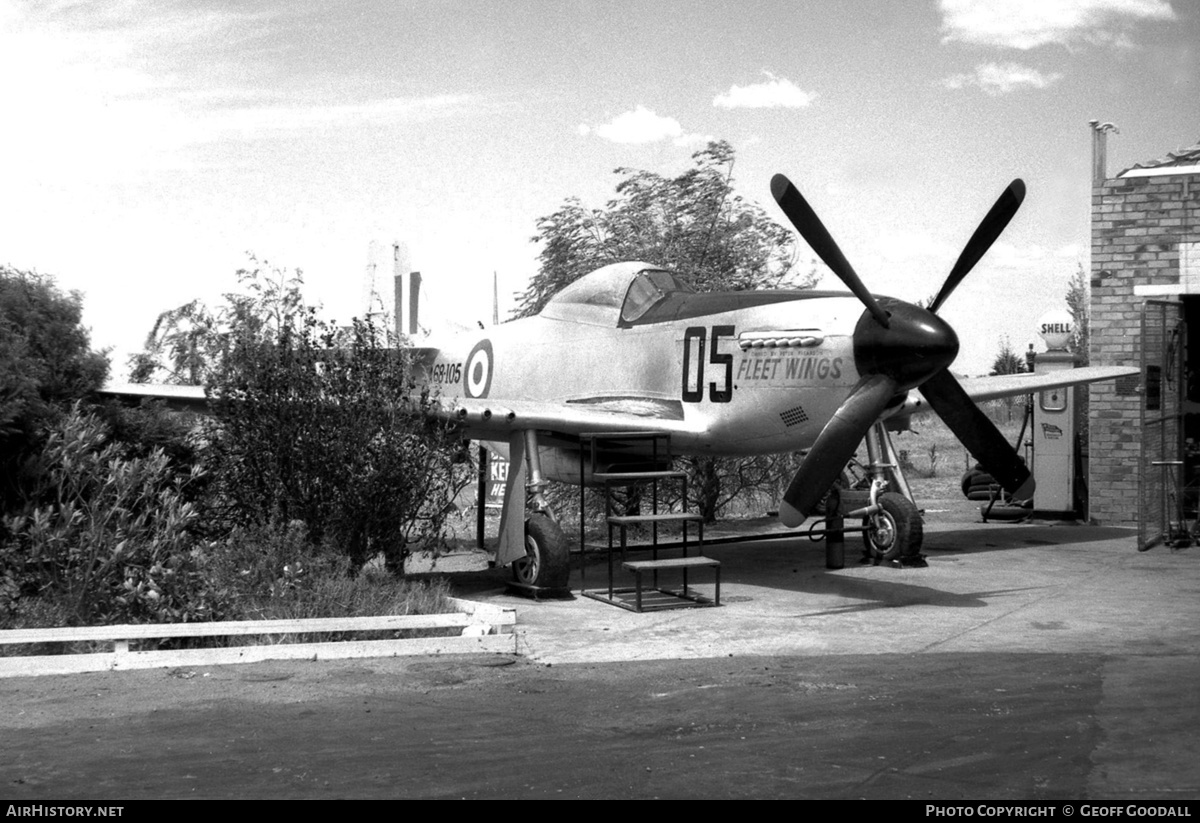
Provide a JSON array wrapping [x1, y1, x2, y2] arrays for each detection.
[[1038, 309, 1075, 352]]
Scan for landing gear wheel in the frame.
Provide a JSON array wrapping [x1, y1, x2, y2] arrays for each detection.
[[512, 513, 569, 589], [863, 492, 923, 561]]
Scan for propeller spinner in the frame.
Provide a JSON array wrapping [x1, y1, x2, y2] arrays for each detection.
[[770, 174, 1033, 527]]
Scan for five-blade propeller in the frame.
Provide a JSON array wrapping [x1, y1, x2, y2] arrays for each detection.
[[770, 173, 1033, 527]]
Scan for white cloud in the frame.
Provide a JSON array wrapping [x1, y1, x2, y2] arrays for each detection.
[[0, 3, 278, 184], [672, 132, 716, 148], [939, 0, 1176, 50], [713, 72, 816, 109], [941, 62, 1064, 95], [586, 105, 684, 144], [0, 2, 473, 185]]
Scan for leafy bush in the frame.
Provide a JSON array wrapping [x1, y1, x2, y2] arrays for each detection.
[[0, 410, 453, 631], [187, 263, 468, 572], [681, 452, 804, 522], [1, 405, 209, 625], [127, 259, 470, 573], [1, 258, 467, 629]]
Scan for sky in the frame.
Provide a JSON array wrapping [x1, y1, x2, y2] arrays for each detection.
[[1, 0, 1196, 378]]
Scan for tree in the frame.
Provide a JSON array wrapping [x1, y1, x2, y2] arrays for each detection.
[[515, 140, 815, 318], [0, 266, 109, 510], [990, 336, 1027, 422], [1065, 262, 1091, 444], [204, 310, 465, 571], [129, 257, 304, 385], [519, 141, 817, 521], [1066, 262, 1090, 364], [128, 299, 219, 385], [989, 336, 1026, 376], [134, 257, 467, 573]]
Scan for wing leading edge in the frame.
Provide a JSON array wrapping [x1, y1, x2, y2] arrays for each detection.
[[102, 383, 709, 441], [100, 382, 208, 412], [434, 396, 708, 441], [105, 367, 1134, 446], [889, 365, 1140, 420]]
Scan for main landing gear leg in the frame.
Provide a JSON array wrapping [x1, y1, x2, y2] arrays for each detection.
[[861, 422, 925, 566], [510, 429, 570, 591]]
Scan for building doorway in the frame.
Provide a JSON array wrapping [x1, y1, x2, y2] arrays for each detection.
[[1139, 300, 1189, 549]]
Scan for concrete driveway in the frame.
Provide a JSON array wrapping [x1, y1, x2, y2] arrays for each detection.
[[2, 514, 1198, 799]]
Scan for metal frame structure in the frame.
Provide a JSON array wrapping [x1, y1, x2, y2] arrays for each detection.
[[1139, 300, 1190, 550]]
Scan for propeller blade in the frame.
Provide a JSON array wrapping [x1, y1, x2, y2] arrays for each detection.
[[920, 369, 1035, 500], [928, 179, 1026, 314], [771, 173, 890, 329], [780, 374, 898, 527]]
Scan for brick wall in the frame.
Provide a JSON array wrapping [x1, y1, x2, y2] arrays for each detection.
[[1089, 174, 1197, 525]]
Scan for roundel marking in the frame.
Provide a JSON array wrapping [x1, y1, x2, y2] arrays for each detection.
[[464, 339, 494, 399]]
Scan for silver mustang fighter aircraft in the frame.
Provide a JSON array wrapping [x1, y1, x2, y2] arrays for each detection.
[[106, 174, 1137, 590]]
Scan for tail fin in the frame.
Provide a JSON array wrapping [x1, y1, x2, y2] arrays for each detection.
[[392, 242, 420, 339]]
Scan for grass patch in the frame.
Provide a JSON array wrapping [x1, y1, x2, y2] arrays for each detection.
[[891, 406, 1028, 479]]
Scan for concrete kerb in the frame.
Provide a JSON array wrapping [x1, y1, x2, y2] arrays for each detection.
[[0, 597, 517, 677]]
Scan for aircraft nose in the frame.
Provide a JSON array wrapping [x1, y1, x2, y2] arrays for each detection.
[[852, 299, 959, 390]]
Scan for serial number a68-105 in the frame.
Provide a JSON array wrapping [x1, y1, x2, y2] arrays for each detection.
[[430, 362, 463, 385]]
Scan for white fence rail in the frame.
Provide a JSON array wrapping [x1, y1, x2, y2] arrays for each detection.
[[0, 597, 516, 677]]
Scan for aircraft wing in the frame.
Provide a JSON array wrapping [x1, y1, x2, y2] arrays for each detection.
[[99, 382, 209, 412], [101, 383, 710, 440], [434, 396, 709, 440], [889, 365, 1140, 420]]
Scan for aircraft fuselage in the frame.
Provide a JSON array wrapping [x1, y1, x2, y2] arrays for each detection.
[[423, 291, 875, 461]]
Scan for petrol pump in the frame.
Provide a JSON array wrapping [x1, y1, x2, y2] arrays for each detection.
[[1031, 309, 1080, 517]]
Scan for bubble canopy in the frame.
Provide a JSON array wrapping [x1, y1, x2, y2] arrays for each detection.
[[540, 262, 693, 326]]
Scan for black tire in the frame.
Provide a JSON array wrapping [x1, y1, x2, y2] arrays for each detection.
[[960, 470, 977, 497], [981, 503, 1031, 522], [863, 492, 923, 561], [962, 469, 996, 498], [512, 513, 570, 589]]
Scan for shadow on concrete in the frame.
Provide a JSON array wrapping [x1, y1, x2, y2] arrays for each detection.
[[922, 523, 1135, 554], [442, 521, 1140, 622]]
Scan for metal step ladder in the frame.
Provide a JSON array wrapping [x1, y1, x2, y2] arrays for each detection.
[[578, 432, 720, 612]]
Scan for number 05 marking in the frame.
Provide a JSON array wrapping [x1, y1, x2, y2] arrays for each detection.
[[682, 325, 734, 403]]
